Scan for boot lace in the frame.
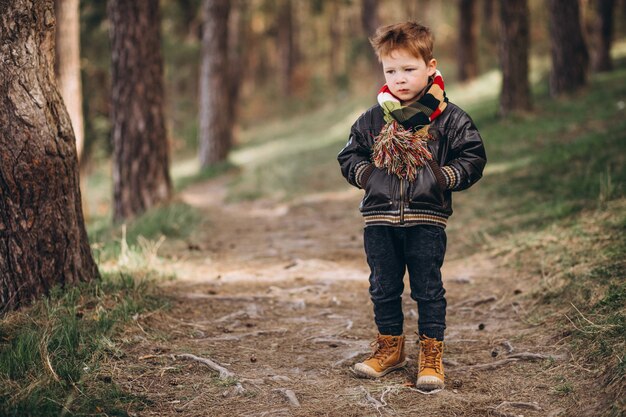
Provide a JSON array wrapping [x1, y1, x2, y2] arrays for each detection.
[[419, 338, 443, 373], [368, 336, 398, 362]]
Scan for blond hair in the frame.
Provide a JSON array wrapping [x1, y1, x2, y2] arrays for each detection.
[[369, 21, 434, 62]]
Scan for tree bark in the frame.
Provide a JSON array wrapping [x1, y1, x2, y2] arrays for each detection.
[[548, 0, 589, 96], [108, 0, 172, 222], [499, 0, 532, 116], [457, 0, 479, 82], [592, 0, 615, 72], [0, 0, 99, 312], [199, 0, 232, 167], [54, 0, 84, 162]]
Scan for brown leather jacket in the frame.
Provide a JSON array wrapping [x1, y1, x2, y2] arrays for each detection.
[[337, 102, 487, 228]]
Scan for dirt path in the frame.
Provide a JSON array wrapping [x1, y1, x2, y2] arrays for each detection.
[[110, 178, 584, 417]]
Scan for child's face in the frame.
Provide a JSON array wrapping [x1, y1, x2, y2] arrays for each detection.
[[381, 49, 437, 105]]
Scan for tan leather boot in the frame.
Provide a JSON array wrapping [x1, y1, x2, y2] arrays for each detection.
[[416, 335, 445, 390], [353, 334, 407, 378]]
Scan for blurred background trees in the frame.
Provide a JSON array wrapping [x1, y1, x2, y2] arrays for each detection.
[[64, 0, 626, 218]]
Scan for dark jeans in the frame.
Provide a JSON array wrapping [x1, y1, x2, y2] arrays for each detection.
[[364, 225, 447, 340]]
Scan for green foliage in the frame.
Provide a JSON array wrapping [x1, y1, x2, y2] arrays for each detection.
[[124, 203, 201, 243], [89, 202, 202, 263], [0, 273, 166, 416]]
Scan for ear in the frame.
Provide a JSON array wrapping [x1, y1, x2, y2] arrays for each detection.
[[427, 58, 437, 76]]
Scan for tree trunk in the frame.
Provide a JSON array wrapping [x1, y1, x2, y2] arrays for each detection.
[[457, 0, 479, 82], [592, 0, 615, 72], [0, 0, 99, 312], [199, 0, 232, 166], [361, 0, 379, 66], [361, 0, 379, 38], [499, 0, 532, 116], [483, 0, 499, 41], [54, 0, 84, 162], [227, 0, 250, 145], [108, 0, 172, 222], [548, 0, 589, 96], [277, 0, 296, 96], [328, 0, 340, 83]]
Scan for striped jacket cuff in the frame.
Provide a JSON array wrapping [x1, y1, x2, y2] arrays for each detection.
[[441, 165, 462, 190], [355, 161, 374, 188]]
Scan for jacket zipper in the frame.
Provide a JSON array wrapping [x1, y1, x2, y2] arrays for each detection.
[[399, 177, 405, 225]]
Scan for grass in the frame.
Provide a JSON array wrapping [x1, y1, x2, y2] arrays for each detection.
[[0, 272, 168, 416], [0, 199, 203, 415], [88, 201, 202, 264]]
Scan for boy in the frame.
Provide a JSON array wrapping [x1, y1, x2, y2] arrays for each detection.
[[337, 22, 486, 390]]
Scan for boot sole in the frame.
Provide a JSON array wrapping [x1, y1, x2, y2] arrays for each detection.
[[353, 360, 408, 378], [415, 375, 444, 390]]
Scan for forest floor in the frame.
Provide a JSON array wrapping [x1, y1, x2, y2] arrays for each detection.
[[86, 56, 626, 417], [102, 173, 602, 417]]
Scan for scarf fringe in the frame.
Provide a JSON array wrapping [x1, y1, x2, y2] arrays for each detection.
[[372, 121, 433, 182]]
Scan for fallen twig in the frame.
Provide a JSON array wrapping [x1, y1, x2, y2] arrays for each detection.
[[457, 295, 498, 307], [178, 293, 272, 301], [495, 401, 542, 411], [455, 352, 564, 372], [273, 388, 301, 407], [138, 354, 158, 360], [198, 328, 288, 342], [359, 386, 385, 414]]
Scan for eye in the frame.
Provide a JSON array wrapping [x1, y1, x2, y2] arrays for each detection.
[[406, 68, 415, 72], [385, 70, 395, 75]]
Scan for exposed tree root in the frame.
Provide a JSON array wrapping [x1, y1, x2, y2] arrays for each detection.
[[176, 353, 234, 379], [273, 388, 301, 407], [456, 352, 564, 372]]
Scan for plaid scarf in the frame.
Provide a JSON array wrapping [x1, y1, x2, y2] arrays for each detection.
[[373, 70, 448, 181]]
